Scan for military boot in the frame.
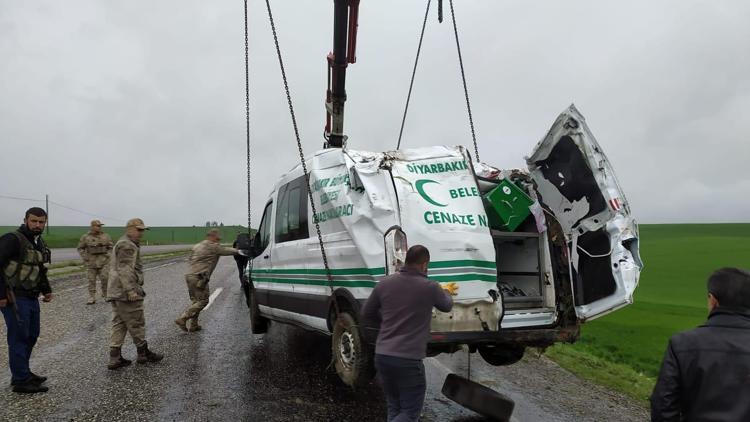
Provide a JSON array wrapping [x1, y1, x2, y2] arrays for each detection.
[[174, 317, 188, 332], [188, 318, 202, 332], [107, 347, 132, 370], [136, 342, 164, 364]]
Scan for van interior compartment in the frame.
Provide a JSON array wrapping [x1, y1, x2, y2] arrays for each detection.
[[492, 230, 545, 310]]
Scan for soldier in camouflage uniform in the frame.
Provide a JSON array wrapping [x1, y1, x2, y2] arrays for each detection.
[[175, 229, 239, 332], [106, 218, 163, 370], [77, 220, 113, 304]]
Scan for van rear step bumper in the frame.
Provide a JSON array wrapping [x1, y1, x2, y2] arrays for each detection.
[[429, 325, 580, 348]]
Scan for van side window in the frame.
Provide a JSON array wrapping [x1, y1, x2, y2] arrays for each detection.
[[257, 201, 273, 252], [274, 175, 309, 243]]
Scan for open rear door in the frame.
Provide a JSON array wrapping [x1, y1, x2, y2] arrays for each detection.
[[526, 105, 642, 321]]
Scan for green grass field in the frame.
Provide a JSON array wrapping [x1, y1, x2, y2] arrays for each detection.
[[547, 223, 750, 404], [0, 225, 249, 248]]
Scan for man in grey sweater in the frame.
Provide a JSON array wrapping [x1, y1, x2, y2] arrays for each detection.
[[361, 245, 456, 422]]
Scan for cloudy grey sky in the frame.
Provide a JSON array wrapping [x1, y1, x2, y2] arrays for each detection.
[[1, 0, 748, 227]]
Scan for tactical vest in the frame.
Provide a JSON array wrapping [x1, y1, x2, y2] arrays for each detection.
[[87, 241, 108, 255], [3, 231, 48, 290]]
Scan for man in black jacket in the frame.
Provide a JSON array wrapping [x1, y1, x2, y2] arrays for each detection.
[[232, 234, 249, 287], [651, 267, 750, 421], [0, 207, 54, 394]]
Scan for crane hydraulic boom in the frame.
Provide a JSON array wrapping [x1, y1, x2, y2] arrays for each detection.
[[325, 0, 360, 148]]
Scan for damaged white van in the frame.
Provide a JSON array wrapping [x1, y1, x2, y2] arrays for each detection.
[[242, 105, 642, 387]]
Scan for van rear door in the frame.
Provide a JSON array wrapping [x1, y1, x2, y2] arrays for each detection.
[[526, 105, 643, 321], [387, 146, 503, 332]]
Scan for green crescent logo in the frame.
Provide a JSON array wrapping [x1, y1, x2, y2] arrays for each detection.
[[415, 179, 447, 207]]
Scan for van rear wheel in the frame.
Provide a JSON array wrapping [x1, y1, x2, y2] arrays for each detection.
[[332, 311, 373, 387], [478, 344, 525, 366], [248, 285, 269, 334]]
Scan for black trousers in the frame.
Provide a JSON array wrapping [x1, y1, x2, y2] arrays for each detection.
[[375, 354, 426, 422]]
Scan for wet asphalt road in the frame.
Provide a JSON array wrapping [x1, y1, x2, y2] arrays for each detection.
[[50, 245, 191, 264], [0, 258, 647, 421]]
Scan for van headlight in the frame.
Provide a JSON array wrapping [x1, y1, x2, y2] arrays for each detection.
[[384, 226, 408, 275]]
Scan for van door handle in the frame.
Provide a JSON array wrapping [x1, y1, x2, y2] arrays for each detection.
[[263, 255, 269, 259]]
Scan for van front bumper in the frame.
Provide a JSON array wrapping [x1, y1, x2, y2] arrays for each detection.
[[428, 325, 580, 348]]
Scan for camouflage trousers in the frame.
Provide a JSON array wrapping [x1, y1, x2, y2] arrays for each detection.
[[86, 267, 108, 300], [179, 274, 210, 324], [110, 300, 146, 348]]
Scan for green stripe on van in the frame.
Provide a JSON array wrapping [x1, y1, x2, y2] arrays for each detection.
[[251, 260, 495, 276], [253, 277, 377, 288], [251, 267, 385, 276], [253, 273, 495, 287], [429, 273, 497, 283], [428, 260, 496, 269]]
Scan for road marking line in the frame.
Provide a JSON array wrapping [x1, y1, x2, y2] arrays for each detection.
[[53, 261, 180, 294], [145, 261, 180, 271], [203, 287, 224, 311]]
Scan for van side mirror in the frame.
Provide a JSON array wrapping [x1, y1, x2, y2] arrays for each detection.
[[251, 235, 259, 256], [247, 232, 263, 258], [236, 232, 260, 258], [235, 233, 252, 250]]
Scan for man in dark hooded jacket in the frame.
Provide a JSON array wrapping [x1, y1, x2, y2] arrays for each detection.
[[651, 267, 750, 421]]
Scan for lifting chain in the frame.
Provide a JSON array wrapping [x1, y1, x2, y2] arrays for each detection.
[[396, 0, 481, 163], [396, 0, 432, 150], [264, 0, 339, 316], [449, 0, 480, 162], [244, 0, 252, 233]]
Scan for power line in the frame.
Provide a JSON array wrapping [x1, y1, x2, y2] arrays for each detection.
[[1, 193, 127, 224], [48, 200, 126, 223], [0, 194, 44, 202]]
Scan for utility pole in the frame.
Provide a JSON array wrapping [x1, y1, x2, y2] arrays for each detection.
[[45, 194, 50, 235]]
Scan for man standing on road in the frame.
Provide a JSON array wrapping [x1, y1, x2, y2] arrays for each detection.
[[175, 229, 239, 332], [77, 219, 113, 304], [0, 207, 53, 394], [106, 218, 163, 370], [361, 245, 457, 422], [651, 267, 750, 421]]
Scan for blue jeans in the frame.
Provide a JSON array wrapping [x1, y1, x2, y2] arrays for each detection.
[[1, 296, 41, 384], [375, 354, 426, 422]]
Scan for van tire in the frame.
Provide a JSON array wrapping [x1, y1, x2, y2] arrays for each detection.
[[332, 311, 373, 387], [478, 344, 525, 366], [248, 286, 269, 334], [442, 373, 515, 421]]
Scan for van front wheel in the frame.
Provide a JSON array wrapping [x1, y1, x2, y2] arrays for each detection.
[[332, 311, 373, 387]]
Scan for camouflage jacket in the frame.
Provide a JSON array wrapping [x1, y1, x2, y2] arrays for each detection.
[[186, 240, 237, 280], [106, 235, 144, 301], [77, 232, 113, 269]]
